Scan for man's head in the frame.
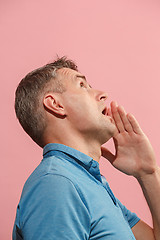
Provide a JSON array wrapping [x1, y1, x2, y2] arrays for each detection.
[[15, 56, 116, 148], [15, 56, 78, 147]]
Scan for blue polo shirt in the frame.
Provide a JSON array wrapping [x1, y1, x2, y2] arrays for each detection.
[[13, 143, 140, 240]]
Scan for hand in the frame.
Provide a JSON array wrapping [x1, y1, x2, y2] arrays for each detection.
[[101, 101, 157, 179]]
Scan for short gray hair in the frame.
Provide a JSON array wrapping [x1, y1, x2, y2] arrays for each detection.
[[15, 56, 78, 147]]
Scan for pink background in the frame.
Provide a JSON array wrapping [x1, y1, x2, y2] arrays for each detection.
[[1, 0, 160, 239]]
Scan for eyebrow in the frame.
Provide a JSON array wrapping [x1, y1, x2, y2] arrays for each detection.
[[75, 74, 92, 88]]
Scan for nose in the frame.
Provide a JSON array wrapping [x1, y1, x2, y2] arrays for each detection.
[[96, 90, 108, 102]]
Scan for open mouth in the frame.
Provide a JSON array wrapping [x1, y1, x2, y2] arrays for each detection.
[[101, 106, 114, 123], [102, 107, 107, 116]]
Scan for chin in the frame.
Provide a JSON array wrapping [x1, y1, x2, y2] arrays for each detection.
[[101, 125, 116, 144], [109, 123, 117, 135]]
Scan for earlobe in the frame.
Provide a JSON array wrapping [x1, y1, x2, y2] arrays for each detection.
[[43, 93, 65, 117]]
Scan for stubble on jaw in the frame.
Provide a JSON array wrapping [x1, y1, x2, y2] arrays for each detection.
[[102, 121, 117, 144]]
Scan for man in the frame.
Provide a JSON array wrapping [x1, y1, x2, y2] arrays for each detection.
[[13, 56, 160, 239]]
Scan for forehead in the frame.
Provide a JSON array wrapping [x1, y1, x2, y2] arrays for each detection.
[[57, 67, 80, 81]]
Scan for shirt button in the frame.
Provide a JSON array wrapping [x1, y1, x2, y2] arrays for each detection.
[[91, 161, 98, 168]]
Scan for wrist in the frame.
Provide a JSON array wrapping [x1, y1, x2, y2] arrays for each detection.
[[136, 166, 160, 183]]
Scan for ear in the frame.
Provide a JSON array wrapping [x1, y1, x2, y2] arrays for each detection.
[[43, 93, 66, 117]]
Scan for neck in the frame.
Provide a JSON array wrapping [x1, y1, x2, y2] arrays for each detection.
[[62, 140, 102, 163], [44, 129, 102, 162]]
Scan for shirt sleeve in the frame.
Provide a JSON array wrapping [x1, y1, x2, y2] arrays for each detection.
[[20, 174, 91, 240], [116, 198, 140, 228]]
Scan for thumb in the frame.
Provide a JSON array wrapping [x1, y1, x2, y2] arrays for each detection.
[[101, 146, 115, 164]]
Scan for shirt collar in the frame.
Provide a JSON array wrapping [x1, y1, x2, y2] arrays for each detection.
[[43, 143, 93, 166], [43, 143, 102, 182]]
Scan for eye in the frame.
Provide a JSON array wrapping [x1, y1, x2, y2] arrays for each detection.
[[80, 82, 85, 87]]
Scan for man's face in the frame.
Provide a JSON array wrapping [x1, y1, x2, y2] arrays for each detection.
[[57, 68, 116, 144]]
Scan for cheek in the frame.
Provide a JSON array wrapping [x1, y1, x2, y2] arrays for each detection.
[[67, 102, 95, 126], [63, 93, 98, 122], [64, 95, 87, 114]]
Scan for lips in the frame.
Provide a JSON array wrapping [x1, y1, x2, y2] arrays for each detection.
[[101, 105, 114, 124]]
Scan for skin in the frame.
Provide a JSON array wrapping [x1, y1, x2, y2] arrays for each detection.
[[43, 67, 160, 239], [43, 67, 116, 162]]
